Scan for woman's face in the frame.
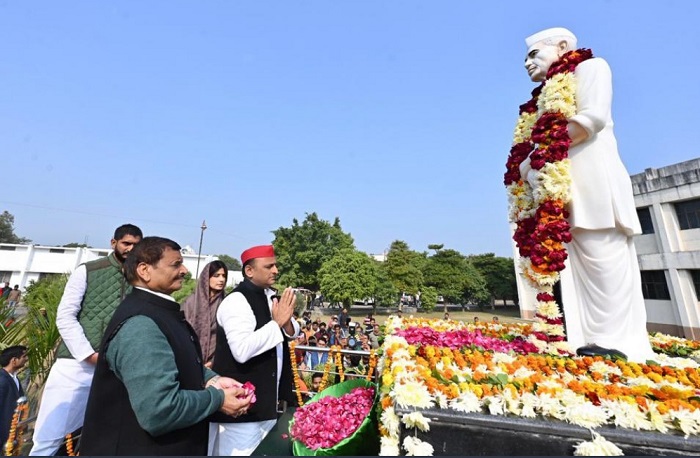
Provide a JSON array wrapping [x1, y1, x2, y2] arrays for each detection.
[[209, 268, 227, 293]]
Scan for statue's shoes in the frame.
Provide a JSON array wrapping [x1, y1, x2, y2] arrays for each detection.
[[576, 343, 627, 360]]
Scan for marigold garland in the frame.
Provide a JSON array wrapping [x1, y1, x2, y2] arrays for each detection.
[[65, 433, 76, 456], [318, 349, 335, 393], [4, 399, 29, 456], [366, 349, 377, 381], [288, 341, 305, 407], [504, 48, 593, 353], [333, 345, 345, 382]]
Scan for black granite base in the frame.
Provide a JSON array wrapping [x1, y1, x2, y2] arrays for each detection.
[[397, 407, 700, 456]]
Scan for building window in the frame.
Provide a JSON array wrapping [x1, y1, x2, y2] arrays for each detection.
[[691, 270, 700, 301], [49, 248, 66, 254], [38, 273, 60, 281], [675, 199, 700, 230], [640, 270, 670, 300], [637, 207, 654, 234], [0, 246, 16, 251], [0, 271, 11, 283]]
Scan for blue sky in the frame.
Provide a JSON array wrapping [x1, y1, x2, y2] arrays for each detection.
[[2, 1, 699, 259]]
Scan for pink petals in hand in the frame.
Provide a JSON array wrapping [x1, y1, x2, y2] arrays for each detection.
[[239, 381, 257, 404], [290, 386, 375, 450]]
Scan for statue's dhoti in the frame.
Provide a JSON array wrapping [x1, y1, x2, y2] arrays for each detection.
[[560, 227, 654, 362]]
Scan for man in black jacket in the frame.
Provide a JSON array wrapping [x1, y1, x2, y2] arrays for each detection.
[[211, 244, 300, 456], [80, 237, 251, 456], [0, 346, 27, 450]]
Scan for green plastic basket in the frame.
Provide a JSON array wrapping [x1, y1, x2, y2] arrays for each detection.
[[290, 378, 380, 456]]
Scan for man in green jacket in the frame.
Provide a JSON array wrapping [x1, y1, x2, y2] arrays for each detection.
[[30, 224, 142, 456]]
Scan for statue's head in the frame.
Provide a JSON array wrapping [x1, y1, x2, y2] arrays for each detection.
[[524, 27, 577, 82]]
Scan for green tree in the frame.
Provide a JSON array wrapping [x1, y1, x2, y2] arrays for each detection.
[[469, 253, 519, 308], [272, 212, 354, 291], [63, 242, 91, 248], [384, 240, 424, 295], [420, 286, 439, 311], [0, 211, 31, 244], [318, 249, 377, 308], [372, 261, 398, 308], [422, 246, 489, 311], [216, 254, 242, 271], [172, 273, 195, 303]]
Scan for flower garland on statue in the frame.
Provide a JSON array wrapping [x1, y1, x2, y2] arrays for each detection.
[[504, 48, 593, 354]]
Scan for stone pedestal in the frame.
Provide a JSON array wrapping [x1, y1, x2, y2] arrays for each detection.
[[397, 407, 700, 456]]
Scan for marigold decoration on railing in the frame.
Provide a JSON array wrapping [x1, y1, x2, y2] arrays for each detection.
[[65, 433, 76, 456], [288, 341, 305, 407], [504, 48, 593, 354], [318, 349, 335, 393], [366, 349, 377, 381], [334, 346, 346, 382], [4, 399, 29, 456]]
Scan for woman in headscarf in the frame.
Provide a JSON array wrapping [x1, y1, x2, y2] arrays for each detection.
[[182, 260, 228, 367]]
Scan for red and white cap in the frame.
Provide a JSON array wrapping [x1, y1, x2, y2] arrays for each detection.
[[241, 245, 275, 264]]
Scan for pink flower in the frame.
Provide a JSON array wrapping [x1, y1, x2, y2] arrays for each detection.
[[236, 381, 257, 404], [290, 386, 375, 450]]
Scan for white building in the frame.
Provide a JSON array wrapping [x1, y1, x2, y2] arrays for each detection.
[[515, 158, 700, 340], [632, 158, 700, 339], [0, 244, 243, 291]]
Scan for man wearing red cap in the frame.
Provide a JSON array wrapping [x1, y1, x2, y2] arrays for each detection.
[[209, 244, 300, 455]]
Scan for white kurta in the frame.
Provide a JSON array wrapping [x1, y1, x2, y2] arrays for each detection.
[[524, 58, 653, 362], [30, 265, 96, 456], [209, 287, 300, 456]]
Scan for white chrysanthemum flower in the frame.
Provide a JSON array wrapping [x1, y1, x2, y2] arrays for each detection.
[[486, 396, 506, 416], [434, 392, 449, 409], [669, 407, 700, 437], [589, 361, 622, 377], [383, 334, 408, 347], [573, 431, 624, 456], [538, 161, 572, 202], [624, 376, 656, 388], [502, 390, 522, 416], [475, 364, 489, 374], [491, 353, 516, 365], [403, 436, 434, 456], [450, 391, 482, 413], [513, 366, 537, 379], [537, 300, 562, 319], [643, 401, 671, 434], [539, 74, 578, 119], [557, 388, 585, 407], [520, 392, 538, 418], [566, 402, 609, 429], [536, 393, 567, 420], [529, 336, 549, 352], [600, 399, 652, 431], [380, 406, 400, 437], [401, 412, 431, 432], [513, 112, 538, 144], [391, 380, 434, 409], [391, 348, 412, 361], [379, 435, 401, 456], [551, 340, 574, 354]]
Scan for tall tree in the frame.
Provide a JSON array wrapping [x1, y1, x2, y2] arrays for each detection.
[[384, 240, 424, 295], [469, 253, 519, 308], [272, 212, 354, 291], [318, 249, 377, 308], [422, 247, 489, 310], [372, 260, 398, 308], [0, 211, 31, 244], [216, 254, 242, 271]]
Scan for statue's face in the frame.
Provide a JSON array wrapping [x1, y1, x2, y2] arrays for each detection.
[[524, 40, 562, 82]]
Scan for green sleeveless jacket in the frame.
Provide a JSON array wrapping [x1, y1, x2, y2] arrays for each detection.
[[56, 252, 131, 359]]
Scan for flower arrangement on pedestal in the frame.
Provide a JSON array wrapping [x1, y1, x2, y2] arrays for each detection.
[[377, 316, 700, 456]]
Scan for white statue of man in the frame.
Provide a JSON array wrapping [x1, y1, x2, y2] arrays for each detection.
[[518, 27, 654, 362]]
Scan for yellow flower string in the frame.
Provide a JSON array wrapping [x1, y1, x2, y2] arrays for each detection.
[[288, 341, 305, 407], [333, 345, 345, 382], [4, 400, 29, 456], [366, 349, 377, 381], [318, 349, 335, 392], [65, 433, 76, 456]]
